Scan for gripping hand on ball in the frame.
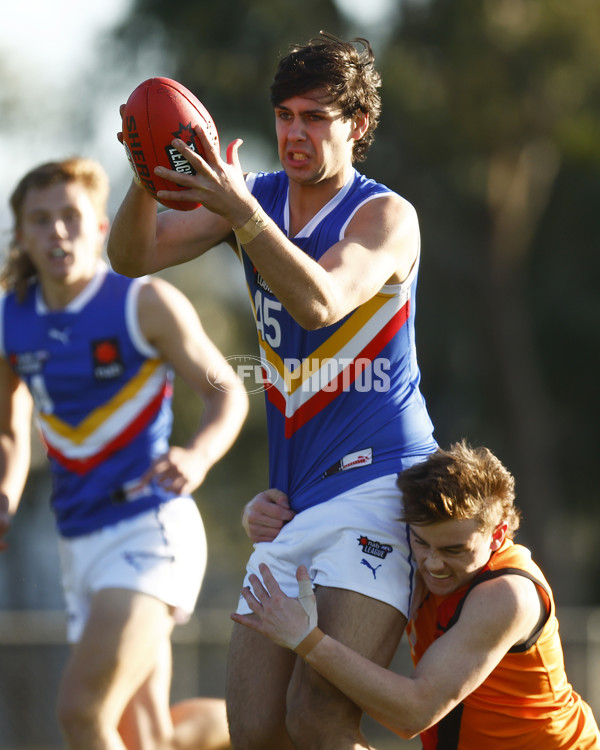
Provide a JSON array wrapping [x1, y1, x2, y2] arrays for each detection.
[[155, 125, 257, 229]]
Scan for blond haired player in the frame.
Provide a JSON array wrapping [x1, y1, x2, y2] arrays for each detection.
[[0, 157, 245, 749]]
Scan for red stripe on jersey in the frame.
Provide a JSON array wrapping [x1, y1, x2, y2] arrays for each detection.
[[45, 380, 172, 475], [265, 300, 409, 438]]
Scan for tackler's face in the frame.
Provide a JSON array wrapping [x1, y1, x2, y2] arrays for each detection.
[[274, 88, 368, 188], [17, 181, 107, 289], [409, 517, 507, 596]]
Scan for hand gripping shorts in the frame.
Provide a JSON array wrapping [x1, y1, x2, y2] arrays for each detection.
[[236, 473, 418, 618]]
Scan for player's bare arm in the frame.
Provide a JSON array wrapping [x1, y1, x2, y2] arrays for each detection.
[[107, 178, 235, 279], [388, 574, 545, 735], [0, 358, 33, 548], [233, 564, 543, 740], [154, 129, 419, 329], [108, 110, 235, 278], [223, 191, 417, 330], [135, 277, 248, 494]]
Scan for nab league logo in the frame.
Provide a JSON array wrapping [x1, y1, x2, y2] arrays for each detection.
[[358, 536, 392, 580], [10, 349, 48, 376], [166, 123, 198, 175], [357, 535, 393, 560]]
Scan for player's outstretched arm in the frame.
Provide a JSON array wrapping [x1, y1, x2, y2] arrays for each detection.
[[108, 178, 235, 278], [108, 106, 235, 278], [137, 277, 248, 494], [107, 178, 160, 277], [232, 564, 541, 739], [157, 134, 421, 329]]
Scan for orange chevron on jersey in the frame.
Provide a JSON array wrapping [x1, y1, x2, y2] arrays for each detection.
[[38, 358, 170, 475]]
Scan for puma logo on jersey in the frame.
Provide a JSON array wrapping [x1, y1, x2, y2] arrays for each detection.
[[361, 558, 382, 579], [322, 448, 373, 478], [48, 327, 71, 345]]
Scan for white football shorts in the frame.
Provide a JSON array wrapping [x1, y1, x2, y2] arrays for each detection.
[[58, 496, 207, 643], [236, 472, 418, 619]]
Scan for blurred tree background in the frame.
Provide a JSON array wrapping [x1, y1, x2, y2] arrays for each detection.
[[99, 0, 600, 605], [1, 0, 599, 744]]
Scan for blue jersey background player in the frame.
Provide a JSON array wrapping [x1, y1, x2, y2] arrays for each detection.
[[0, 157, 247, 750]]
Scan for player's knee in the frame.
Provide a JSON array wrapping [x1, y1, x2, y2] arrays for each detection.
[[57, 688, 98, 740], [285, 675, 363, 749], [228, 712, 287, 750], [57, 667, 116, 741], [285, 697, 322, 748]]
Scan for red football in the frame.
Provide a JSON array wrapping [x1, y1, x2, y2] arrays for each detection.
[[122, 77, 219, 211]]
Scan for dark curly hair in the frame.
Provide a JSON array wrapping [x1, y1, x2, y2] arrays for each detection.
[[270, 31, 382, 163], [398, 441, 521, 537]]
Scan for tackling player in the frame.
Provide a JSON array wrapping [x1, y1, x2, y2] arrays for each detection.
[[234, 442, 600, 749]]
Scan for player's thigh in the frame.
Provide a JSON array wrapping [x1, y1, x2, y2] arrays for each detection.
[[225, 622, 296, 749], [317, 586, 406, 664], [59, 588, 174, 720], [287, 587, 405, 720]]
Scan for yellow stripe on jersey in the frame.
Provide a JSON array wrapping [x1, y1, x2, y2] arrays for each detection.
[[249, 287, 394, 395], [38, 358, 165, 445]]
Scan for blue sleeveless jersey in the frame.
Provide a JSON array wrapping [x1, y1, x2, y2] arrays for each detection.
[[240, 169, 437, 513], [0, 265, 178, 537]]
